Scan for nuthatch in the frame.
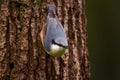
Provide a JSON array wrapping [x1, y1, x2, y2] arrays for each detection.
[[40, 4, 68, 57]]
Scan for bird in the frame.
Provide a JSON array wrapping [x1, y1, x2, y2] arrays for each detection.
[[40, 4, 68, 57]]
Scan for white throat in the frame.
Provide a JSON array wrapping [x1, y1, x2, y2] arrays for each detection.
[[51, 44, 63, 51]]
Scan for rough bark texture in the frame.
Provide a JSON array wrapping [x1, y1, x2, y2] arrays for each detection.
[[0, 0, 90, 80]]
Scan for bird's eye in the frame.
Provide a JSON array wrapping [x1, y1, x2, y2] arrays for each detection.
[[52, 39, 55, 44]]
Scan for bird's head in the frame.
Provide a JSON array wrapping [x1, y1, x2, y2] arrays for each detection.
[[50, 44, 66, 57]]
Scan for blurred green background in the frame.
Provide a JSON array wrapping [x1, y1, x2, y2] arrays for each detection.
[[86, 0, 120, 80]]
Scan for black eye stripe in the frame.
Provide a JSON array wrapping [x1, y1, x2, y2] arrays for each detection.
[[52, 40, 68, 49]]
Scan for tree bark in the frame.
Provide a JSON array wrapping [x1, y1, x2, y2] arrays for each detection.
[[0, 0, 90, 80]]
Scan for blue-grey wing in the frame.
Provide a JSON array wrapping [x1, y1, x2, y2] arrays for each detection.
[[54, 19, 68, 46], [44, 18, 56, 51]]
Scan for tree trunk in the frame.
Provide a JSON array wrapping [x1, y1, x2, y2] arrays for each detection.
[[0, 0, 90, 80]]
